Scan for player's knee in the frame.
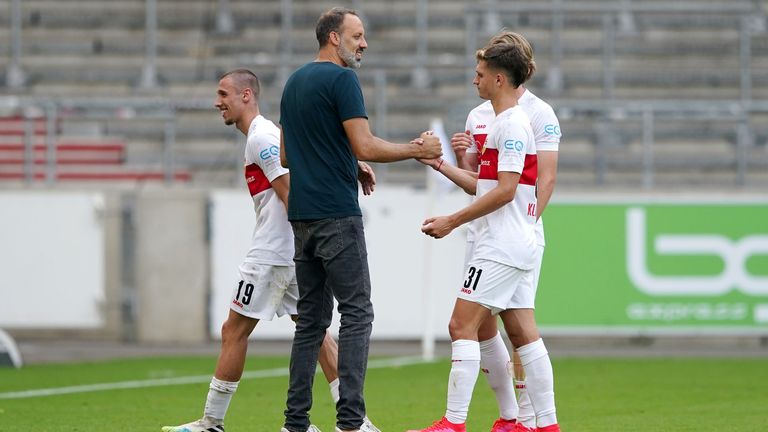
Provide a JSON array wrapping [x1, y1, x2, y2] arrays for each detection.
[[508, 329, 540, 348], [448, 317, 474, 341], [477, 318, 499, 341], [221, 316, 255, 341]]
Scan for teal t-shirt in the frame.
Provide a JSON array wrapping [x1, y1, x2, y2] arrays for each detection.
[[280, 62, 368, 221]]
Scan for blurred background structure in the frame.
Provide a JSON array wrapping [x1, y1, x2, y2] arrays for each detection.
[[1, 0, 767, 361]]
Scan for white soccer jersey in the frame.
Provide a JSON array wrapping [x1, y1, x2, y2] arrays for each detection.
[[243, 115, 294, 266], [465, 90, 561, 245], [471, 105, 538, 270], [519, 90, 561, 153]]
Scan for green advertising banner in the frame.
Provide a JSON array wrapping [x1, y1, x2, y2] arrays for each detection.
[[536, 199, 768, 333]]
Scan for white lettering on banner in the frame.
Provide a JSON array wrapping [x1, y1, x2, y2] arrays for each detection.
[[626, 208, 768, 296], [754, 304, 768, 323], [626, 302, 748, 322]]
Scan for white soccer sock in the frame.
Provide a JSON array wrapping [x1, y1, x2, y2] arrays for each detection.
[[479, 332, 519, 420], [203, 377, 239, 422], [445, 339, 481, 424], [517, 339, 557, 428], [515, 379, 536, 428], [329, 378, 340, 404]]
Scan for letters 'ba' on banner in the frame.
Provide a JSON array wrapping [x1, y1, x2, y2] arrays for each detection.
[[536, 202, 768, 333]]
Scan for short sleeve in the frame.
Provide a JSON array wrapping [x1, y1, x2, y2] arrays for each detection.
[[496, 118, 533, 174], [334, 70, 368, 122], [246, 133, 288, 183], [534, 106, 561, 152]]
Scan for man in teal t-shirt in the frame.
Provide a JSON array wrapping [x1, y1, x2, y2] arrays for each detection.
[[281, 61, 367, 220], [278, 7, 443, 432]]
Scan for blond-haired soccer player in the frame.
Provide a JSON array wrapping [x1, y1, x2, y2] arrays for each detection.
[[449, 31, 562, 432], [408, 43, 560, 432]]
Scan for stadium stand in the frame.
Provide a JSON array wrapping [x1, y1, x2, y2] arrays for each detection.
[[0, 0, 766, 188]]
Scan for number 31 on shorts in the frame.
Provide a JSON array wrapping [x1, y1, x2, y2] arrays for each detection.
[[464, 266, 483, 292]]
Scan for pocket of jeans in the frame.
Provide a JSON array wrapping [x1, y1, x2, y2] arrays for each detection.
[[315, 219, 344, 258], [290, 223, 305, 260]]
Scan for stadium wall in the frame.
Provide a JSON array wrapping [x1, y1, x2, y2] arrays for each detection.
[[1, 188, 766, 343]]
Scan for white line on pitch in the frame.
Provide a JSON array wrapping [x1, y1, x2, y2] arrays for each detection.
[[0, 356, 433, 400]]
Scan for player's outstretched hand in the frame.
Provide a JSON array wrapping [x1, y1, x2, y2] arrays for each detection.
[[418, 131, 442, 160], [357, 161, 376, 195], [410, 137, 441, 169], [451, 130, 473, 154], [421, 215, 455, 239]]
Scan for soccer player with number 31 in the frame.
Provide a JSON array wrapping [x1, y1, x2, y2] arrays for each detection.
[[410, 38, 561, 432]]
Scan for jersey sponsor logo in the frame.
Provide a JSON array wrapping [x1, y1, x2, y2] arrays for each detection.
[[527, 202, 536, 217], [626, 208, 768, 296], [473, 134, 488, 152], [504, 139, 525, 152], [259, 145, 280, 160], [478, 148, 499, 180], [475, 124, 486, 129], [245, 163, 271, 196], [544, 124, 561, 136]]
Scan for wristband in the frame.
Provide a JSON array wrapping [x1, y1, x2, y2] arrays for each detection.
[[433, 159, 444, 171]]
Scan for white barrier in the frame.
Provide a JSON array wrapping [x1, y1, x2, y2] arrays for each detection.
[[209, 186, 470, 341], [0, 192, 105, 329]]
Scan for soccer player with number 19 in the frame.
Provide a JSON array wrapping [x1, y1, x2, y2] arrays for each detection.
[[161, 69, 379, 432]]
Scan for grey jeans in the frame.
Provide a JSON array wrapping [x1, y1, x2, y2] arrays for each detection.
[[284, 216, 374, 432]]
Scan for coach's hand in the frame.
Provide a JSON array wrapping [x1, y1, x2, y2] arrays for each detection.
[[418, 132, 443, 160], [357, 161, 376, 195]]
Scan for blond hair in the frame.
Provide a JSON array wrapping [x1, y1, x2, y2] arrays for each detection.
[[476, 30, 536, 82]]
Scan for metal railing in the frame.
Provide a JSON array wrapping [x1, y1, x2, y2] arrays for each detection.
[[465, 1, 765, 101], [4, 94, 766, 188], [3, 1, 767, 189], [6, 98, 184, 185], [548, 99, 768, 188]]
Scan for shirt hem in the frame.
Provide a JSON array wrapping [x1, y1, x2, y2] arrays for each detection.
[[288, 211, 362, 221], [242, 257, 295, 267]]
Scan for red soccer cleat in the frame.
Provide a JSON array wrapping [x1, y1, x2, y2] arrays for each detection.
[[514, 422, 535, 432], [490, 418, 518, 432], [535, 424, 560, 432], [406, 417, 466, 432]]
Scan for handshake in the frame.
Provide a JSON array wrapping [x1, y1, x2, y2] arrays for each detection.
[[411, 131, 443, 161], [411, 131, 445, 169]]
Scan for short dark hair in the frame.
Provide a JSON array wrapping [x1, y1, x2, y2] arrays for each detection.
[[316, 7, 358, 48], [477, 44, 528, 88], [219, 68, 260, 99]]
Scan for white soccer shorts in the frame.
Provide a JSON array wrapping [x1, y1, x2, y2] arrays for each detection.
[[462, 242, 544, 309], [229, 262, 298, 320], [458, 258, 536, 314]]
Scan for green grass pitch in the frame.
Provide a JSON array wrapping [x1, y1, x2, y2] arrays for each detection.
[[1, 356, 767, 431]]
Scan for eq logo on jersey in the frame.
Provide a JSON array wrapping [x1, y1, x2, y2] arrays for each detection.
[[544, 124, 561, 136], [259, 145, 279, 160], [504, 140, 524, 152]]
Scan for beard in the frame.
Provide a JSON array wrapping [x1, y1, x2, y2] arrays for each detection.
[[338, 44, 362, 69]]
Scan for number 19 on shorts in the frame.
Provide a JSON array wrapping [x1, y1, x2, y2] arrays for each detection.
[[235, 280, 254, 305]]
